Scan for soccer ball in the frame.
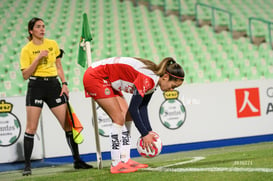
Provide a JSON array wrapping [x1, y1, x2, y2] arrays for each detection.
[[136, 131, 162, 158]]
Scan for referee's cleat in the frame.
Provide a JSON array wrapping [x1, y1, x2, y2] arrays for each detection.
[[22, 166, 32, 176], [74, 159, 93, 169]]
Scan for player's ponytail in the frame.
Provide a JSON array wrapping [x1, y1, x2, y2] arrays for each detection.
[[27, 17, 44, 41], [135, 57, 185, 81]]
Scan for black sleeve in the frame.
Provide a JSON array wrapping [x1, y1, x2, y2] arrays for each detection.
[[139, 92, 153, 132], [56, 49, 65, 59], [128, 89, 153, 137]]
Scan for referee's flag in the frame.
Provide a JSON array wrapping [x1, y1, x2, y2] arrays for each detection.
[[67, 103, 84, 144], [77, 13, 92, 68]]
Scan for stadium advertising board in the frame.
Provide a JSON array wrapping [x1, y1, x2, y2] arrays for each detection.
[[0, 97, 43, 163]]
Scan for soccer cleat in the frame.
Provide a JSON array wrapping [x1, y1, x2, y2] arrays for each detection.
[[125, 159, 148, 169], [22, 166, 32, 176], [110, 161, 138, 174], [74, 159, 93, 169]]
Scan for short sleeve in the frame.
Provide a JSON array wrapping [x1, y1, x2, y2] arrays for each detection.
[[52, 40, 60, 58], [133, 74, 155, 97]]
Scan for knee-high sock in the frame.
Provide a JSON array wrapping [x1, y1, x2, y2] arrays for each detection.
[[23, 132, 34, 167], [110, 123, 123, 166], [120, 121, 132, 163], [65, 131, 80, 161]]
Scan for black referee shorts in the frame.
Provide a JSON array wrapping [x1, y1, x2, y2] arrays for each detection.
[[26, 76, 67, 108]]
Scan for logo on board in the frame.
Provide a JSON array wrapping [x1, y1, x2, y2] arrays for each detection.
[[0, 100, 21, 147], [235, 88, 261, 118]]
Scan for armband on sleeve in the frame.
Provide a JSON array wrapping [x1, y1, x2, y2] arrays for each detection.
[[56, 49, 65, 59]]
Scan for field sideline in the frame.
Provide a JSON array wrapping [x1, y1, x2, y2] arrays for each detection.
[[1, 141, 273, 181]]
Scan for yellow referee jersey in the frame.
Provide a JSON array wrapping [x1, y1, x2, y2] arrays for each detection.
[[20, 38, 61, 77]]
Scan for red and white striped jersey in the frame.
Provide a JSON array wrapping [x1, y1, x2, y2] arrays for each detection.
[[91, 57, 159, 97]]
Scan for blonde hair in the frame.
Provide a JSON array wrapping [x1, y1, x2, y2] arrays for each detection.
[[135, 57, 185, 81]]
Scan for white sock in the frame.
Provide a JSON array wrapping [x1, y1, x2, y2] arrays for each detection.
[[120, 121, 132, 163], [110, 123, 123, 166]]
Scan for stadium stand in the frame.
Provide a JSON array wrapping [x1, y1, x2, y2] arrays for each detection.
[[0, 0, 272, 97]]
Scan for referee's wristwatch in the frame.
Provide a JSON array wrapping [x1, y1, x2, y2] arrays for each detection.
[[62, 81, 68, 86]]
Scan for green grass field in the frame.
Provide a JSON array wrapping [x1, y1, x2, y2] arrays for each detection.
[[1, 142, 273, 181]]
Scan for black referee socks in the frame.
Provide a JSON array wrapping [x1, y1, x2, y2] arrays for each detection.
[[23, 132, 34, 167], [65, 131, 81, 161]]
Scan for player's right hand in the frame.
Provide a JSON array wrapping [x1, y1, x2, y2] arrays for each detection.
[[142, 132, 157, 152]]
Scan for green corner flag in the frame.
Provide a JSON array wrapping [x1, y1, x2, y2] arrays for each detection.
[[77, 13, 92, 68]]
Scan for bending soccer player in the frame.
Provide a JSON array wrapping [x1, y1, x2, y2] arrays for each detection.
[[83, 57, 184, 173]]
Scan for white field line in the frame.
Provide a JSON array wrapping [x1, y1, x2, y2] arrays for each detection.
[[143, 157, 273, 173], [158, 156, 205, 168], [145, 167, 273, 173]]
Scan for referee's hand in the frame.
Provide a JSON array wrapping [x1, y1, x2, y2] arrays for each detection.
[[60, 84, 69, 99], [38, 50, 49, 60]]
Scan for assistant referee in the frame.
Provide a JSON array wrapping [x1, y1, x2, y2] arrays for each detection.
[[20, 17, 92, 176]]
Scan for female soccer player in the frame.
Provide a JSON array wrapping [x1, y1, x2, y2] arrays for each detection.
[[83, 57, 184, 173], [20, 17, 92, 176]]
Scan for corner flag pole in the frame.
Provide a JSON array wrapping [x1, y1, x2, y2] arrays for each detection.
[[86, 41, 103, 169], [78, 13, 103, 169]]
